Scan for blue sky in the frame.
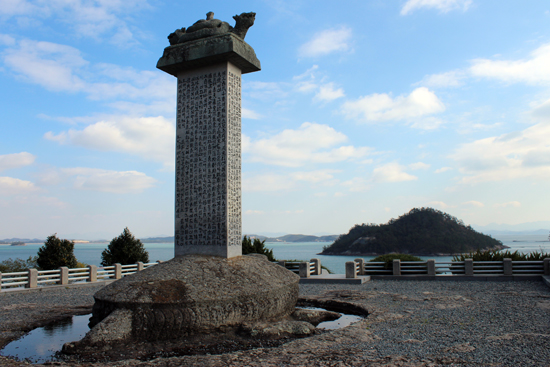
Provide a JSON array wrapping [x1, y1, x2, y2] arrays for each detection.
[[1, 0, 550, 240]]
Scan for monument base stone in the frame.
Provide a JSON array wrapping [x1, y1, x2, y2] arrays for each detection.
[[74, 255, 299, 346]]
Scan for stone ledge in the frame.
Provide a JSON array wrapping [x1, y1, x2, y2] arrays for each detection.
[[299, 275, 370, 284], [157, 33, 261, 76], [370, 275, 543, 281]]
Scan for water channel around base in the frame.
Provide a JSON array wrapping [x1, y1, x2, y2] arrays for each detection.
[[0, 307, 364, 364]]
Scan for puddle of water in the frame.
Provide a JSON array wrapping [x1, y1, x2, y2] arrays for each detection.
[[0, 314, 90, 364], [298, 307, 364, 330], [1, 306, 363, 363]]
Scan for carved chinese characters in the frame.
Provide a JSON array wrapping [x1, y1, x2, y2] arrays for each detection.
[[175, 63, 242, 257]]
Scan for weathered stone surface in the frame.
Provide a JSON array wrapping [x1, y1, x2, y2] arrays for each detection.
[[88, 255, 299, 342], [291, 308, 341, 326], [241, 320, 316, 338], [172, 62, 243, 258], [168, 12, 256, 45], [157, 33, 261, 76]]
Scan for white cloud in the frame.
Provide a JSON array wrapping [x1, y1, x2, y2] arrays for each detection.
[[0, 176, 38, 195], [0, 0, 150, 47], [299, 26, 352, 58], [290, 170, 339, 184], [463, 200, 484, 207], [60, 168, 156, 193], [243, 173, 295, 192], [470, 43, 550, 85], [341, 87, 445, 124], [242, 108, 262, 120], [242, 169, 338, 193], [417, 70, 466, 88], [372, 163, 417, 183], [314, 83, 345, 102], [435, 167, 452, 173], [243, 122, 371, 167], [409, 162, 431, 170], [451, 122, 550, 184], [0, 34, 15, 46], [2, 39, 174, 101], [342, 177, 371, 192], [0, 152, 35, 172], [401, 0, 472, 15], [44, 116, 175, 170], [494, 201, 521, 208], [428, 201, 453, 209], [4, 40, 87, 92]]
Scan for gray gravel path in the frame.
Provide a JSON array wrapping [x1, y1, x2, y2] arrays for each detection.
[[300, 279, 550, 366], [0, 279, 549, 366]]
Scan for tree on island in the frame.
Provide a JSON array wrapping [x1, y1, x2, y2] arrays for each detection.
[[101, 227, 149, 266], [242, 235, 276, 261], [37, 234, 78, 270]]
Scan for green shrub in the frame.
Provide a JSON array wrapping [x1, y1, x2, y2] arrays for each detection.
[[242, 236, 276, 261], [369, 253, 423, 269], [453, 249, 550, 262], [37, 234, 78, 270], [101, 227, 149, 266], [0, 256, 39, 273]]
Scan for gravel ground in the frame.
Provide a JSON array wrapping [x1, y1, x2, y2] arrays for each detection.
[[1, 280, 549, 366]]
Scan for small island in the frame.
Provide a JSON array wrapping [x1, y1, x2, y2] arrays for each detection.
[[10, 241, 26, 246], [321, 207, 506, 256]]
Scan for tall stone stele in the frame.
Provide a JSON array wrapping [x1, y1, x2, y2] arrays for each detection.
[[157, 11, 261, 258], [65, 13, 299, 352]]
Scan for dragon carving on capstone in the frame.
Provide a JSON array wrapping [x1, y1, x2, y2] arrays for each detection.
[[168, 11, 255, 45]]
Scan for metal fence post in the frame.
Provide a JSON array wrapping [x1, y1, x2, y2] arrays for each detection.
[[277, 260, 286, 268], [60, 267, 69, 285], [299, 262, 310, 278], [310, 258, 321, 275], [0, 272, 2, 289], [26, 268, 37, 288], [354, 258, 365, 275], [465, 259, 474, 276], [427, 259, 436, 276], [88, 265, 97, 282], [544, 258, 550, 276], [393, 259, 401, 276], [137, 262, 144, 271], [114, 263, 122, 279], [345, 261, 357, 278], [503, 258, 513, 276]]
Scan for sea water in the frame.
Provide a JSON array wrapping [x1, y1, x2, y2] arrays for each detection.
[[0, 235, 548, 274]]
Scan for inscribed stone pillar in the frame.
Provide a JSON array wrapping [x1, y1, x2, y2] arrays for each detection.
[[157, 28, 260, 258]]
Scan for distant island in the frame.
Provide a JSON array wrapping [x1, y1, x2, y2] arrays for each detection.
[[10, 241, 25, 246], [138, 234, 339, 243], [248, 234, 339, 243], [320, 207, 506, 256]]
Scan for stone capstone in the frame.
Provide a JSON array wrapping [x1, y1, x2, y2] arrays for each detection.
[[157, 33, 261, 76], [87, 255, 299, 343]]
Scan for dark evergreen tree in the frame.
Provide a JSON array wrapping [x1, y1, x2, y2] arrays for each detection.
[[242, 235, 276, 261], [37, 234, 78, 270], [101, 227, 149, 266]]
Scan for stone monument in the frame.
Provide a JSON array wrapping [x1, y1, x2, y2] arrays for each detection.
[[65, 12, 301, 351], [157, 12, 260, 258]]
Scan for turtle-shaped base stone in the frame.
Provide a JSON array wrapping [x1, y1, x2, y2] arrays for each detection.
[[81, 255, 299, 345]]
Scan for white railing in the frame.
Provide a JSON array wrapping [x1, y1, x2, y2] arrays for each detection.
[[278, 259, 321, 277], [356, 258, 550, 277], [0, 261, 160, 292]]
